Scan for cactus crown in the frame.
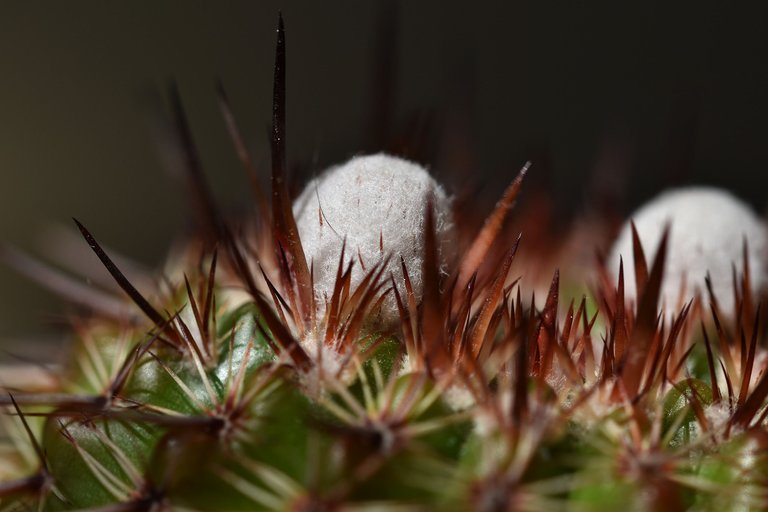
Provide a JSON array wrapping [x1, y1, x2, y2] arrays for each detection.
[[2, 15, 768, 512]]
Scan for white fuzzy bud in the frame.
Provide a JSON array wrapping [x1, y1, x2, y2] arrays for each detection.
[[608, 186, 768, 316], [293, 153, 454, 325]]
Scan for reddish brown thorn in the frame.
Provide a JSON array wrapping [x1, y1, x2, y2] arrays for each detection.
[[270, 13, 313, 327], [654, 302, 692, 389], [560, 300, 576, 350], [613, 258, 629, 362], [637, 224, 669, 325], [623, 225, 669, 396], [339, 259, 393, 345], [511, 327, 528, 430], [737, 304, 760, 407], [670, 340, 697, 380], [457, 161, 530, 291], [701, 323, 722, 403], [108, 332, 162, 399], [418, 195, 451, 374], [719, 360, 735, 406], [630, 221, 648, 298], [451, 273, 476, 361], [202, 249, 218, 341], [740, 238, 754, 324], [707, 295, 736, 376], [325, 241, 351, 344], [535, 269, 560, 378], [469, 235, 521, 359]]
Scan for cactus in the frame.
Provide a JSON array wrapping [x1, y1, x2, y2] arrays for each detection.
[[3, 15, 768, 512]]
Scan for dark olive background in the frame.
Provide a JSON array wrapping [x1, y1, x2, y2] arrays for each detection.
[[1, 1, 767, 345]]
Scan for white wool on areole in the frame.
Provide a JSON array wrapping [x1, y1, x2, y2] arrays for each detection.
[[607, 186, 768, 317], [293, 153, 455, 325]]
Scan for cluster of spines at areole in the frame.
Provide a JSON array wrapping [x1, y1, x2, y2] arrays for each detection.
[[1, 14, 768, 512]]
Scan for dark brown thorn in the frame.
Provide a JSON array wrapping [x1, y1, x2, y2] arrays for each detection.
[[270, 13, 313, 328], [680, 380, 710, 433], [108, 331, 162, 398], [732, 263, 742, 326], [0, 393, 106, 409], [258, 265, 292, 327], [741, 238, 754, 325], [719, 359, 734, 406], [569, 296, 588, 352], [469, 235, 521, 359], [560, 300, 576, 350], [202, 248, 218, 342], [391, 276, 416, 358], [456, 161, 530, 291], [103, 407, 225, 431], [400, 256, 419, 326], [630, 221, 648, 298], [184, 274, 210, 359], [309, 260, 318, 330], [175, 313, 210, 370], [710, 302, 736, 371], [0, 473, 48, 498], [215, 80, 270, 221], [700, 322, 722, 403], [73, 219, 175, 341], [252, 291, 312, 370], [638, 326, 665, 395], [167, 81, 225, 247], [340, 255, 389, 320], [670, 340, 697, 380], [732, 361, 768, 429], [656, 303, 692, 385], [739, 319, 747, 377], [8, 394, 48, 473]]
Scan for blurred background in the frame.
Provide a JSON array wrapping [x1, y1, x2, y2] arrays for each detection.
[[1, 1, 767, 346]]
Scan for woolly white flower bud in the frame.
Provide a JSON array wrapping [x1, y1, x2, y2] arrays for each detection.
[[608, 186, 768, 316], [293, 153, 454, 325]]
